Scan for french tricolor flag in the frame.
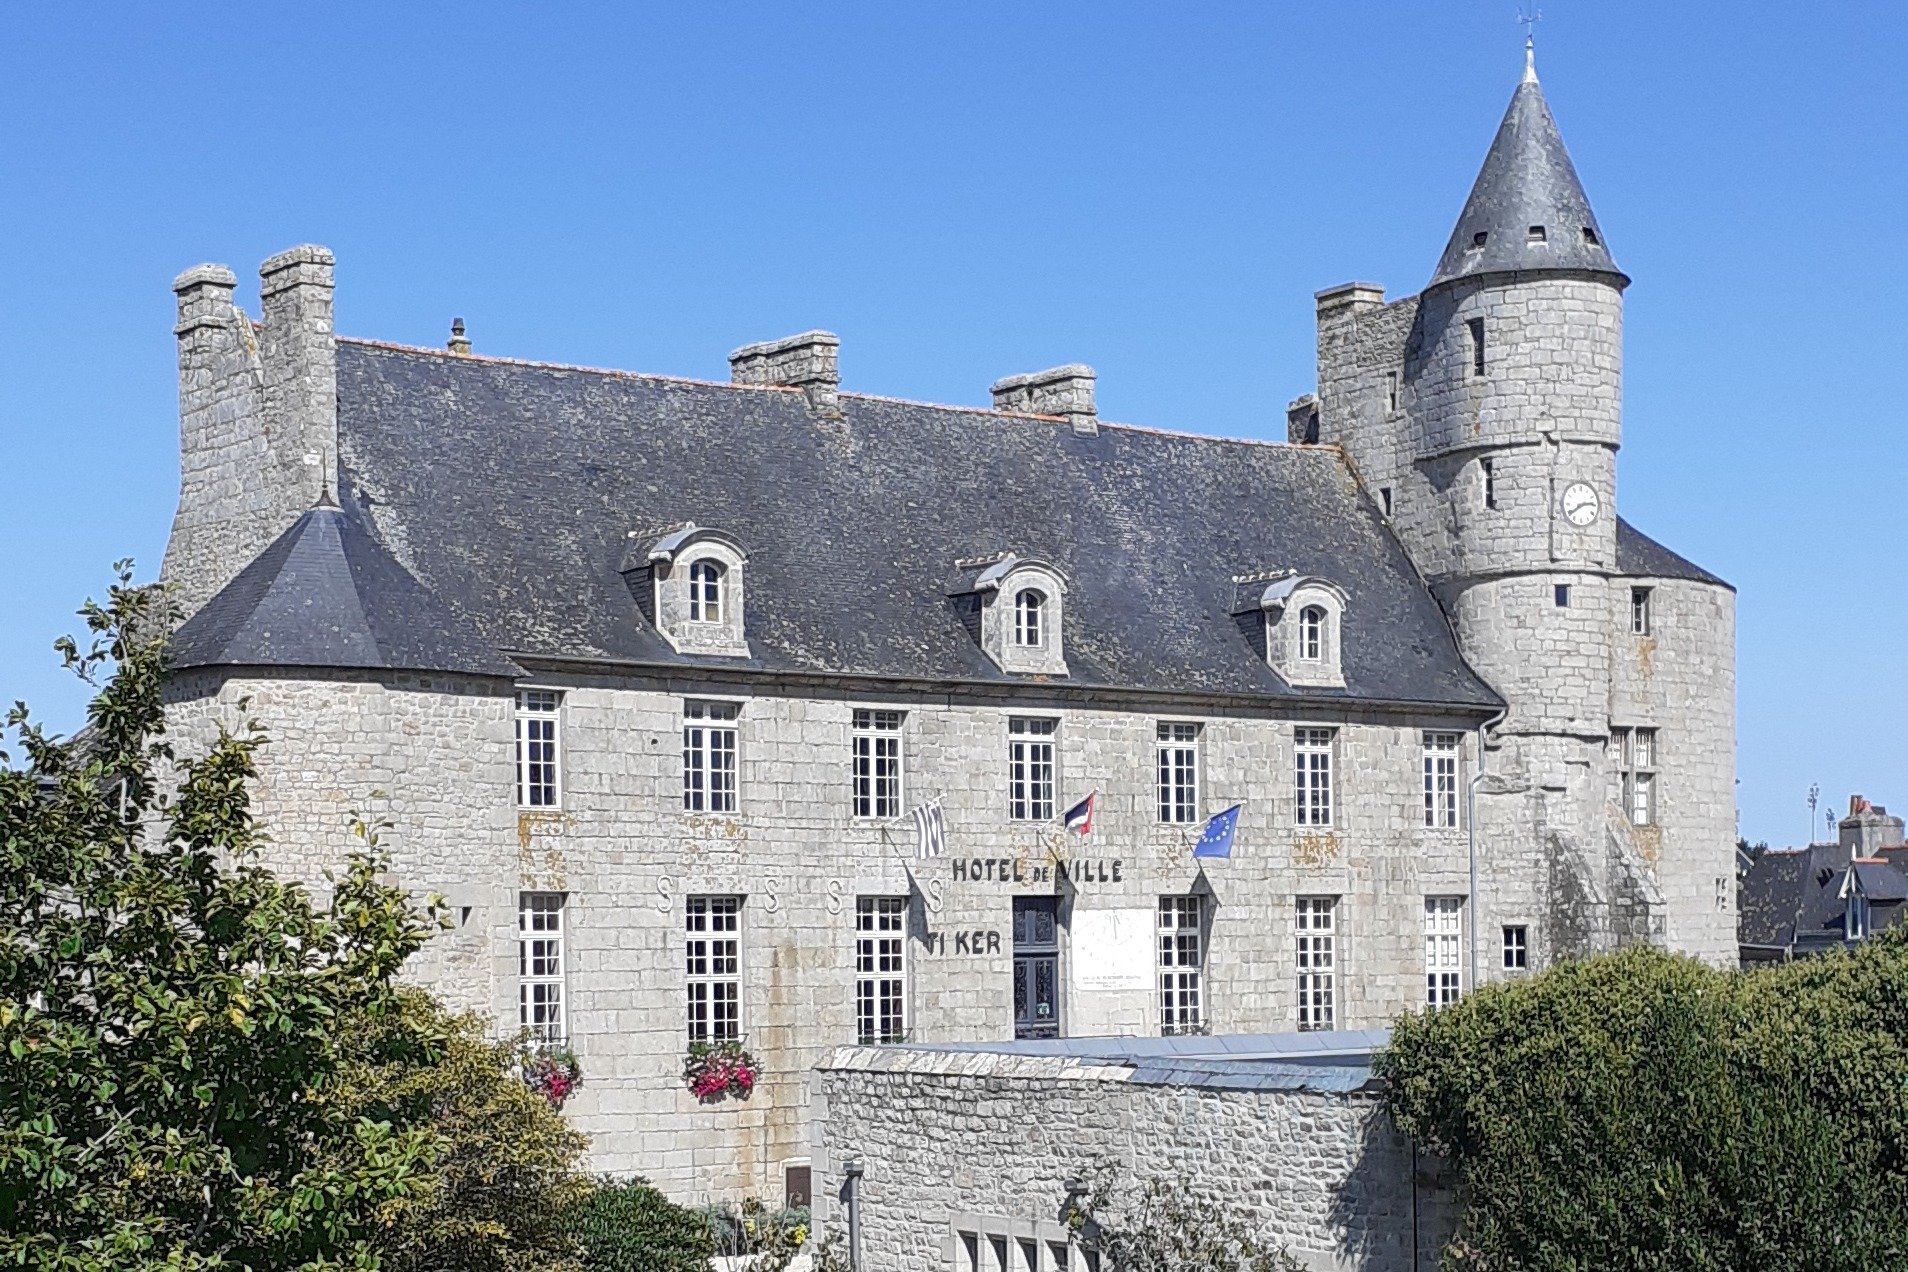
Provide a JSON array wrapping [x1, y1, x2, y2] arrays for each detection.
[[1062, 791, 1096, 836]]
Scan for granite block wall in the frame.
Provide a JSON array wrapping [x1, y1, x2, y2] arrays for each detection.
[[812, 1049, 1458, 1272]]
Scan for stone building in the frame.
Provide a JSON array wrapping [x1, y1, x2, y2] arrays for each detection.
[[1739, 796, 1908, 963], [154, 47, 1735, 1206]]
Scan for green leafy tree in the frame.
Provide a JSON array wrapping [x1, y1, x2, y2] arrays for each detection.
[[0, 568, 581, 1270], [569, 1179, 713, 1272], [1379, 936, 1908, 1271]]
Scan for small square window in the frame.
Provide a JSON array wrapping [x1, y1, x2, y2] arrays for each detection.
[[1526, 224, 1547, 244], [1502, 924, 1529, 970], [1554, 584, 1571, 608], [1471, 230, 1489, 249]]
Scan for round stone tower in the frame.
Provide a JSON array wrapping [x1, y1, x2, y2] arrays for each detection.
[[1411, 44, 1634, 954]]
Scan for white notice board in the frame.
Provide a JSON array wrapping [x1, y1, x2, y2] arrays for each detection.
[[1069, 907, 1155, 992]]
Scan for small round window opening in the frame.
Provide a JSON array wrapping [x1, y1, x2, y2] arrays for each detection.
[[1013, 589, 1046, 648], [1471, 230, 1489, 249], [687, 559, 725, 624]]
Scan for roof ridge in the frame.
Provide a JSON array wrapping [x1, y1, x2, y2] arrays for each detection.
[[340, 335, 1315, 455]]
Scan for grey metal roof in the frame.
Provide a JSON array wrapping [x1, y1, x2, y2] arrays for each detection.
[[1616, 518, 1732, 590], [329, 341, 1503, 711], [894, 1028, 1387, 1094], [1851, 860, 1908, 903], [168, 503, 522, 678], [1429, 53, 1625, 290]]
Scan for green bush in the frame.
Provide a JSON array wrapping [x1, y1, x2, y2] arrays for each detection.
[[571, 1178, 713, 1272], [1378, 933, 1908, 1271]]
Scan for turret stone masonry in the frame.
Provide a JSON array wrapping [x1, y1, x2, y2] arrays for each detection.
[[154, 50, 1735, 1204]]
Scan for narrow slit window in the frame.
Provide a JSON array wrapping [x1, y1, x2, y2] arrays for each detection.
[[1481, 459, 1497, 510], [1380, 487, 1393, 518], [1468, 317, 1486, 377], [1386, 370, 1400, 414], [1631, 587, 1653, 636], [1555, 583, 1571, 608]]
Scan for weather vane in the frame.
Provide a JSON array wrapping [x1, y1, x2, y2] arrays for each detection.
[[1517, 4, 1543, 42]]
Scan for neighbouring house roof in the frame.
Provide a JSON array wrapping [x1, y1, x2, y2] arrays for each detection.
[[1739, 844, 1908, 956], [169, 503, 522, 679], [316, 340, 1507, 710], [1616, 519, 1732, 590]]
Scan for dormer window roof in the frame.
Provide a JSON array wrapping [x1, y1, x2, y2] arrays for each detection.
[[624, 521, 751, 658], [949, 552, 1069, 677], [1233, 570, 1348, 689]]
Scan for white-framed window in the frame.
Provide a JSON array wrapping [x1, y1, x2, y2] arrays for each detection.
[[1008, 717, 1056, 821], [1425, 896, 1464, 1008], [518, 891, 567, 1043], [852, 709, 904, 819], [1155, 722, 1199, 824], [1614, 727, 1658, 827], [1502, 924, 1529, 969], [1013, 589, 1046, 648], [1158, 896, 1204, 1035], [515, 689, 562, 809], [1847, 891, 1870, 941], [855, 896, 908, 1044], [1631, 586, 1653, 636], [1298, 606, 1327, 661], [683, 700, 740, 813], [1295, 895, 1337, 1031], [686, 558, 725, 624], [1294, 727, 1334, 827], [686, 895, 742, 1043], [1423, 731, 1461, 829]]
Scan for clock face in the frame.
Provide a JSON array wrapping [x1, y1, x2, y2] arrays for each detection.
[[1561, 482, 1601, 527]]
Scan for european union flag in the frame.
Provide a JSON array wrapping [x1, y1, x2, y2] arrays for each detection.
[[1192, 805, 1242, 859]]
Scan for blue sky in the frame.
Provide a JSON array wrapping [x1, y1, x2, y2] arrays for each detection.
[[1, 3, 1902, 847]]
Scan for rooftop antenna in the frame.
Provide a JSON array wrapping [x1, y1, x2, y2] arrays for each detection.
[[1517, 5, 1542, 81]]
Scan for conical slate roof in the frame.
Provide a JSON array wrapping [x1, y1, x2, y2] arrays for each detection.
[[1428, 46, 1625, 289], [169, 502, 521, 678]]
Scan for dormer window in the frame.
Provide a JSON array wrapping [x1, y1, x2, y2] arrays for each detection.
[[1234, 573, 1348, 690], [687, 559, 725, 624], [1847, 890, 1870, 941], [949, 553, 1069, 677], [625, 523, 751, 658], [1298, 606, 1327, 661], [1013, 589, 1046, 648]]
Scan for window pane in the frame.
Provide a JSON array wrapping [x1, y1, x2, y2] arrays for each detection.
[[517, 891, 566, 1043], [687, 896, 743, 1042]]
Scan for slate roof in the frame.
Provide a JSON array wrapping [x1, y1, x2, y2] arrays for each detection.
[[1429, 50, 1625, 290], [329, 341, 1505, 710], [1616, 519, 1732, 589], [862, 1028, 1388, 1093], [169, 503, 522, 678], [1739, 844, 1908, 955]]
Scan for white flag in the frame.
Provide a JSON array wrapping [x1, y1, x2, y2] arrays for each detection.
[[910, 798, 946, 860]]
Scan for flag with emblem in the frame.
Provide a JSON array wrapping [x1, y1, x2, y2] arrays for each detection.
[[1192, 804, 1242, 859], [909, 798, 946, 860]]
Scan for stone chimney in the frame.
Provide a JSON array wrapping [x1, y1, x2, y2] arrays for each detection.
[[447, 317, 471, 355], [1839, 796, 1906, 858], [991, 365, 1098, 436], [161, 246, 340, 619], [1314, 281, 1386, 318], [258, 245, 338, 511], [1286, 393, 1321, 444], [729, 330, 841, 416]]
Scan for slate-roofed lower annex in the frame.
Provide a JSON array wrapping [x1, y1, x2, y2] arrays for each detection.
[[329, 340, 1505, 709]]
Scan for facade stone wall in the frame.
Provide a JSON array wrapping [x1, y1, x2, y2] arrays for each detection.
[[812, 1050, 1458, 1272], [165, 670, 1491, 1203]]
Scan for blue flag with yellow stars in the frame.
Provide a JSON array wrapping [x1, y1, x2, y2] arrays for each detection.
[[1192, 805, 1242, 859]]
